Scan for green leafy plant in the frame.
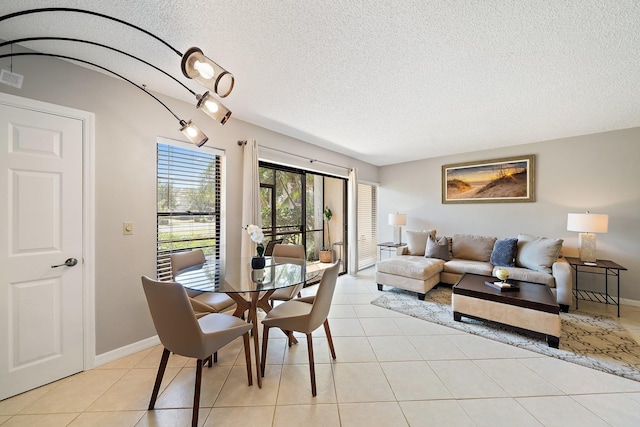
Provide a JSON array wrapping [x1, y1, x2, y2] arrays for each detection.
[[322, 206, 333, 250]]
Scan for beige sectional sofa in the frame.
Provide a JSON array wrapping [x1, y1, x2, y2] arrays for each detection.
[[375, 230, 572, 312]]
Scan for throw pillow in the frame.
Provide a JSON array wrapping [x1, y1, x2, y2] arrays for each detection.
[[451, 234, 497, 262], [516, 233, 563, 273], [425, 235, 450, 260], [490, 238, 518, 267], [405, 229, 436, 256]]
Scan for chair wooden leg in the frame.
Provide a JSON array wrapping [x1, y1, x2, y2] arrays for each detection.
[[323, 319, 336, 360], [148, 347, 170, 410], [306, 333, 317, 396], [192, 359, 203, 427], [260, 326, 270, 378], [213, 351, 218, 363], [243, 332, 253, 386]]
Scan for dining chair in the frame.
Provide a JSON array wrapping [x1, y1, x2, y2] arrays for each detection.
[[268, 244, 306, 307], [141, 276, 252, 427], [170, 250, 236, 316], [260, 261, 340, 396], [263, 238, 283, 256]]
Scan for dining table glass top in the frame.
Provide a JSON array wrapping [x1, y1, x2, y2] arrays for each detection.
[[174, 256, 318, 293]]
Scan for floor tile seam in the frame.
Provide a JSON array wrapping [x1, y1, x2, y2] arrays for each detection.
[[468, 358, 552, 396], [427, 359, 510, 399], [472, 358, 571, 398], [17, 367, 137, 416], [7, 410, 83, 417], [455, 395, 551, 426], [7, 379, 68, 415], [566, 394, 622, 426], [401, 331, 466, 363], [203, 358, 236, 409]]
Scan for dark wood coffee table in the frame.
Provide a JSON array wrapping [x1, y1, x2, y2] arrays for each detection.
[[452, 273, 561, 348]]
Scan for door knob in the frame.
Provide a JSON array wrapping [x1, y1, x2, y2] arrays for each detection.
[[51, 258, 78, 268]]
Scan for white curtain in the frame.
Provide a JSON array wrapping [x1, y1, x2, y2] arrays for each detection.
[[241, 139, 261, 258], [348, 168, 359, 275]]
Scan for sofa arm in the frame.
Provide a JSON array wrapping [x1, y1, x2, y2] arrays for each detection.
[[552, 258, 573, 308]]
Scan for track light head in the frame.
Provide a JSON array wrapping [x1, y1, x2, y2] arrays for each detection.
[[179, 119, 209, 147], [181, 47, 234, 98], [196, 92, 232, 125]]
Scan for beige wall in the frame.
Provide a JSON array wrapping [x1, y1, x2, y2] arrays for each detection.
[[378, 129, 640, 302], [0, 53, 377, 354]]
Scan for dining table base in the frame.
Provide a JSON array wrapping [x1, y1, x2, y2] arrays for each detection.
[[226, 290, 299, 388]]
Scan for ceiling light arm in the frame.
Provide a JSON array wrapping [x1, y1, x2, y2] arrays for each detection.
[[0, 52, 208, 146], [0, 37, 196, 95], [0, 7, 182, 57], [0, 8, 234, 97], [0, 38, 231, 125]]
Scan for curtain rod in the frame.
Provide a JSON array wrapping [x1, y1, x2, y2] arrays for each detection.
[[238, 141, 352, 171]]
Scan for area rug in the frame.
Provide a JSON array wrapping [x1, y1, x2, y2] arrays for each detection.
[[372, 287, 640, 382]]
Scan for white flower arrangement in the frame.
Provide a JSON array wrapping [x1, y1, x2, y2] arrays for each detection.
[[244, 224, 264, 256]]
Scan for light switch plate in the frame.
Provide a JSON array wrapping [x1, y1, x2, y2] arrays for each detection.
[[123, 221, 134, 235]]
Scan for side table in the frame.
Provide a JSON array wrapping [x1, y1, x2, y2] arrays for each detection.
[[564, 256, 627, 317], [377, 242, 406, 260]]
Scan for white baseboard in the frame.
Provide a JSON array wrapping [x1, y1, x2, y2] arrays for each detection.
[[95, 335, 160, 367], [620, 297, 640, 308]]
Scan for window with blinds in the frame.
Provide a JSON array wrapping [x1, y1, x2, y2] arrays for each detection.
[[357, 183, 378, 269], [156, 142, 222, 281]]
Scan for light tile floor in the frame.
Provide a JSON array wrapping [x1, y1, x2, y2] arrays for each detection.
[[2, 267, 640, 426]]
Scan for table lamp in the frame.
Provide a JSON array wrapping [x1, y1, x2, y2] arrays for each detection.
[[567, 212, 608, 263], [388, 213, 407, 245]]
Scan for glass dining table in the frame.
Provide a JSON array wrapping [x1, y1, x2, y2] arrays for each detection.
[[174, 256, 319, 388]]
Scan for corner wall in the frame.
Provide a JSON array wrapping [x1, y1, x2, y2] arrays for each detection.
[[378, 129, 640, 302]]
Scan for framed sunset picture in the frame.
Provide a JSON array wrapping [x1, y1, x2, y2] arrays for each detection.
[[442, 155, 535, 204]]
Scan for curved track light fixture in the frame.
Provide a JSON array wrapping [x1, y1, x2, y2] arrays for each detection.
[[0, 37, 231, 125], [0, 52, 208, 147], [0, 7, 235, 98]]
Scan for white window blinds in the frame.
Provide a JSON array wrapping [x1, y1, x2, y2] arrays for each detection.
[[357, 183, 377, 269], [156, 142, 222, 281]]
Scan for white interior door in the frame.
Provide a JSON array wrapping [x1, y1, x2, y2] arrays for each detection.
[[0, 102, 84, 400]]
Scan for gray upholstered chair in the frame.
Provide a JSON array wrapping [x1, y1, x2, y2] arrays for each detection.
[[141, 276, 252, 427], [260, 262, 340, 396], [268, 244, 306, 306], [170, 250, 236, 315]]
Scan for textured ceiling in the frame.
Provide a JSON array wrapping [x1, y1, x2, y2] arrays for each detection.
[[1, 1, 639, 166]]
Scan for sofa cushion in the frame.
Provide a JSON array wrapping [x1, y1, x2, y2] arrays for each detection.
[[425, 235, 450, 260], [451, 234, 497, 262], [443, 259, 494, 276], [494, 266, 555, 287], [376, 256, 444, 280], [405, 229, 436, 256], [516, 234, 563, 274], [490, 238, 518, 267]]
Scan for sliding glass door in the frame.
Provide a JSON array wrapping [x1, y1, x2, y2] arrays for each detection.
[[259, 162, 346, 272]]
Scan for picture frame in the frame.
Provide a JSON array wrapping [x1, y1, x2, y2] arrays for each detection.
[[442, 155, 535, 204]]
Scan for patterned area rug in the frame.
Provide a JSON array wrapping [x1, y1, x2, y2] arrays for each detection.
[[372, 287, 640, 382]]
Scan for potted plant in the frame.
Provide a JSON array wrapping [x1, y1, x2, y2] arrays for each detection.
[[319, 206, 334, 263], [245, 224, 265, 269]]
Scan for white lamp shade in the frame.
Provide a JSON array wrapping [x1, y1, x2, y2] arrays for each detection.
[[567, 213, 608, 233], [388, 213, 407, 226]]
